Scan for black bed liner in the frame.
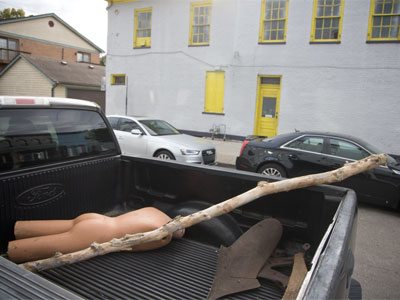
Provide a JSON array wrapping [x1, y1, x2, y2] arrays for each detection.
[[39, 238, 286, 300]]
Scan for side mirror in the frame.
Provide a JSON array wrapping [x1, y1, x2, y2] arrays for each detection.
[[131, 129, 143, 135]]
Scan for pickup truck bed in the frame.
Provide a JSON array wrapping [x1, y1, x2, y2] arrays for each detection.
[[1, 155, 357, 300]]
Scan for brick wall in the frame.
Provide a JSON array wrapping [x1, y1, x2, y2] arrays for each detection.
[[5, 35, 101, 65]]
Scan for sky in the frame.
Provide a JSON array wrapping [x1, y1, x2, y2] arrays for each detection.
[[0, 0, 109, 52]]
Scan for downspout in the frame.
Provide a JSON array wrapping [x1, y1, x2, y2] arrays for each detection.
[[51, 82, 59, 97]]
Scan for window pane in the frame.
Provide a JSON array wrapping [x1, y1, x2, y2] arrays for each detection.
[[265, 9, 272, 19], [287, 136, 324, 153], [119, 119, 140, 132], [272, 9, 278, 19], [261, 97, 276, 118], [277, 30, 284, 40], [279, 8, 285, 18], [395, 2, 400, 13], [8, 39, 17, 50], [390, 26, 399, 37], [324, 18, 332, 27], [373, 16, 381, 26], [0, 109, 117, 171], [317, 6, 324, 17], [316, 18, 323, 28], [279, 20, 285, 29], [261, 77, 281, 84], [323, 29, 330, 39], [264, 30, 271, 40], [382, 16, 391, 25], [381, 27, 389, 37], [372, 26, 381, 37], [329, 139, 369, 160], [325, 6, 332, 16], [375, 3, 383, 14], [204, 26, 209, 43], [333, 4, 340, 16], [384, 2, 393, 14], [315, 29, 322, 39]]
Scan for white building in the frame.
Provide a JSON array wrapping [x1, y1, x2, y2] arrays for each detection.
[[106, 0, 400, 153]]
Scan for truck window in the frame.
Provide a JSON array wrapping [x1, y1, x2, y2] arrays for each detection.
[[0, 108, 118, 171]]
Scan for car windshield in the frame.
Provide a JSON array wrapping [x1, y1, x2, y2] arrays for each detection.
[[139, 119, 180, 136]]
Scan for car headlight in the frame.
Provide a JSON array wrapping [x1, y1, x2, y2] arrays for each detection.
[[180, 149, 200, 155]]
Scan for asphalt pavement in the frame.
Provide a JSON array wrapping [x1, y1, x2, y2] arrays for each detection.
[[208, 138, 400, 300], [207, 138, 242, 167]]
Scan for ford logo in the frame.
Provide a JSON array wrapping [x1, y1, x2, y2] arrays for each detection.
[[16, 184, 65, 206]]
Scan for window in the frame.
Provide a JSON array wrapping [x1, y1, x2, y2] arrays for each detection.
[[77, 52, 90, 63], [111, 74, 126, 85], [287, 136, 324, 153], [107, 117, 119, 130], [119, 119, 142, 133], [134, 8, 152, 48], [367, 0, 400, 41], [189, 2, 212, 46], [204, 71, 225, 114], [310, 0, 345, 42], [0, 109, 117, 171], [328, 138, 370, 160], [0, 37, 18, 61], [139, 120, 180, 136], [259, 0, 289, 43]]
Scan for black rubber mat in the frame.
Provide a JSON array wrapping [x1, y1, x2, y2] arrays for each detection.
[[39, 239, 285, 300]]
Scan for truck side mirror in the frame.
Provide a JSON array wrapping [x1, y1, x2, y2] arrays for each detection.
[[130, 129, 143, 135]]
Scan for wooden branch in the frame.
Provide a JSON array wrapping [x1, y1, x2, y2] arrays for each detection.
[[21, 154, 386, 272]]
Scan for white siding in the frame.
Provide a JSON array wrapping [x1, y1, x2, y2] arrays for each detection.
[[0, 16, 98, 52], [0, 59, 52, 96], [53, 85, 66, 98], [107, 0, 400, 153]]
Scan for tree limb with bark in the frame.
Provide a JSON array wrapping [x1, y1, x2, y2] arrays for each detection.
[[21, 154, 387, 272]]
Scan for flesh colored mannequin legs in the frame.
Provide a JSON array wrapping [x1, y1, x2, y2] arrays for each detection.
[[8, 207, 184, 264]]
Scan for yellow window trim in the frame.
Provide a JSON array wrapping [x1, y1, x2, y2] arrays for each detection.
[[204, 71, 225, 114], [367, 0, 400, 41], [310, 0, 345, 42], [134, 7, 152, 48], [189, 1, 212, 46], [107, 0, 140, 4], [111, 74, 126, 85], [258, 0, 289, 43]]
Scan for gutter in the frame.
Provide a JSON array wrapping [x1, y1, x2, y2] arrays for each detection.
[[51, 82, 59, 97]]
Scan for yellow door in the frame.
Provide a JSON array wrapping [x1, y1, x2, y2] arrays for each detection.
[[254, 76, 281, 137]]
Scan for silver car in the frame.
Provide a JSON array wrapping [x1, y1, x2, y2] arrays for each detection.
[[107, 115, 216, 165]]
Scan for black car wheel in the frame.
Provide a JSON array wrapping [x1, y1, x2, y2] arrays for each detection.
[[258, 163, 287, 178], [155, 150, 175, 160]]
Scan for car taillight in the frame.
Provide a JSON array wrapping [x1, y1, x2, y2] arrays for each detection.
[[239, 140, 250, 156]]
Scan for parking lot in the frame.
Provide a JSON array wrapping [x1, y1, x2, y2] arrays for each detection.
[[354, 204, 400, 299], [210, 138, 400, 299]]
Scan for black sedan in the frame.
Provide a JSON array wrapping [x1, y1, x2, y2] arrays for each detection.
[[236, 131, 400, 209]]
